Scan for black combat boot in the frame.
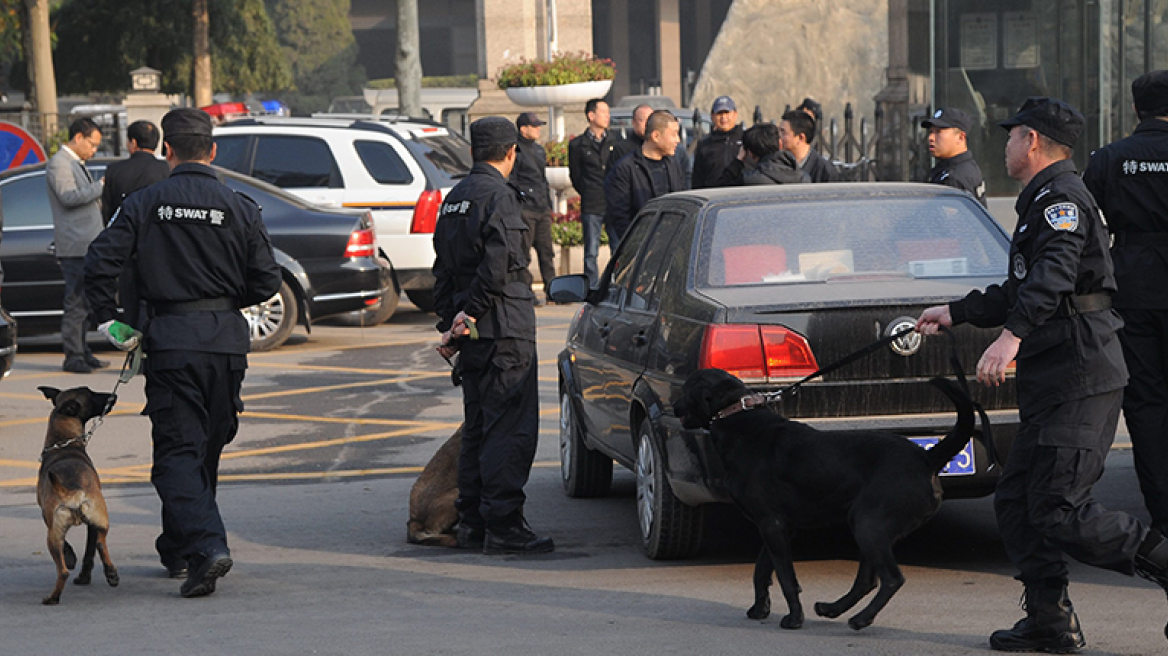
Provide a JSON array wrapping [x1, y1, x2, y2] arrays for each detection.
[[483, 512, 554, 555], [1134, 530, 1168, 641], [990, 581, 1085, 653], [452, 499, 485, 549]]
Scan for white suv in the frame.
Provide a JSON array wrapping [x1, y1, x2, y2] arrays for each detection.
[[213, 116, 472, 319]]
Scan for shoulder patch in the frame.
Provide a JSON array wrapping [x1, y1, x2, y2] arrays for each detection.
[[1044, 202, 1079, 231], [440, 199, 474, 217]]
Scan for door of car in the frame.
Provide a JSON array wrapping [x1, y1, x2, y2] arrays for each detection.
[[341, 137, 428, 263], [602, 210, 685, 446], [583, 209, 664, 458], [249, 135, 347, 209], [0, 172, 67, 324]]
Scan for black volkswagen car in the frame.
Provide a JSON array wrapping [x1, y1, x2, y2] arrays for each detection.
[[0, 160, 392, 352], [550, 183, 1021, 559]]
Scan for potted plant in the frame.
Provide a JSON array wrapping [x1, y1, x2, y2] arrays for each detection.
[[544, 137, 572, 195], [497, 52, 615, 106]]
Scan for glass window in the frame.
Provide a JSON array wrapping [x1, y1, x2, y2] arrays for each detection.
[[1, 175, 52, 228], [212, 135, 251, 174], [600, 211, 658, 306], [414, 134, 472, 177], [626, 211, 684, 311], [697, 196, 1009, 288], [354, 140, 413, 185], [252, 136, 342, 189]]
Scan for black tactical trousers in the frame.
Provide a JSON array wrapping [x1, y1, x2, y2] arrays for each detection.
[[144, 351, 245, 563], [455, 338, 540, 527], [521, 208, 556, 290], [1117, 307, 1168, 531], [995, 389, 1147, 584]]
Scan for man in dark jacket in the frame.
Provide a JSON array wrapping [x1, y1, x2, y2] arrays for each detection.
[[433, 117, 554, 555], [510, 112, 555, 303], [1083, 70, 1168, 539], [608, 103, 653, 170], [691, 95, 743, 189], [921, 108, 987, 206], [918, 97, 1168, 653], [101, 120, 171, 327], [711, 122, 807, 186], [779, 109, 840, 182], [567, 99, 615, 287], [603, 110, 686, 251], [85, 108, 282, 597]]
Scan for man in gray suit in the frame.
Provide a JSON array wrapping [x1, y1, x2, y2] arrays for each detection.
[[48, 117, 106, 373]]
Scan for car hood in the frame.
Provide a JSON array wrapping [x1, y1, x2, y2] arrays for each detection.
[[694, 275, 1004, 316]]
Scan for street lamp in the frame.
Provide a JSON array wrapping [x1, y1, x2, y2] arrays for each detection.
[[130, 67, 161, 94]]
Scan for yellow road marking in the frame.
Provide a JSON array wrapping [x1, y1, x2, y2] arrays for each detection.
[[248, 337, 435, 358], [0, 458, 40, 469], [220, 423, 463, 459], [248, 362, 447, 376], [241, 373, 446, 401]]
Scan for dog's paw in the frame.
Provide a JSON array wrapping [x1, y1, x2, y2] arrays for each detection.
[[780, 612, 804, 630], [814, 601, 842, 618], [42, 595, 60, 605], [746, 600, 770, 620], [847, 614, 874, 631], [73, 571, 91, 585], [104, 566, 119, 587]]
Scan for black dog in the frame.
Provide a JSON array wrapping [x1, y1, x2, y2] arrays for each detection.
[[674, 369, 974, 631]]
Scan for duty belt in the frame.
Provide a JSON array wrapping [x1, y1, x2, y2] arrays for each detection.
[[1114, 232, 1168, 247], [1053, 292, 1112, 318], [151, 297, 238, 315]]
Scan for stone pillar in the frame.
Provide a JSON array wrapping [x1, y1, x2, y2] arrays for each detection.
[[658, 0, 682, 104], [609, 0, 630, 101], [875, 0, 912, 182], [124, 93, 173, 145]]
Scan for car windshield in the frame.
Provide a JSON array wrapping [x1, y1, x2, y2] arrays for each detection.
[[411, 133, 472, 179], [697, 196, 1009, 287]]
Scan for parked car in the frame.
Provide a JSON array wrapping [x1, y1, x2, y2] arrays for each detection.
[[212, 115, 473, 320], [0, 300, 14, 378], [0, 159, 392, 352], [549, 182, 1021, 559]]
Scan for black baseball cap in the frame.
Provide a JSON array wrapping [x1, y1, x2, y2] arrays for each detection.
[[921, 107, 973, 134], [1133, 70, 1168, 116], [516, 112, 546, 128], [161, 107, 213, 138], [998, 97, 1085, 147], [470, 116, 518, 149]]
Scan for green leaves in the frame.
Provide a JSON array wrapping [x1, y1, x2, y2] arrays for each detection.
[[496, 52, 615, 90]]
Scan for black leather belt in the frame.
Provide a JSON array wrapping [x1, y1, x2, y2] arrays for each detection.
[[1114, 232, 1168, 246], [152, 297, 238, 315], [1053, 292, 1112, 318]]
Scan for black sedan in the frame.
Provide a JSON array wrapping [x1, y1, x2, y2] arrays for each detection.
[[0, 159, 392, 351], [549, 183, 1021, 559], [0, 300, 13, 378]]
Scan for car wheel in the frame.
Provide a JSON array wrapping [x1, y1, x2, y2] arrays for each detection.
[[323, 286, 400, 326], [406, 289, 435, 313], [560, 388, 613, 498], [636, 417, 704, 560], [243, 281, 298, 352]]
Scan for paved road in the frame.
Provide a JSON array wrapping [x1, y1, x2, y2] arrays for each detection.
[[2, 303, 1166, 655]]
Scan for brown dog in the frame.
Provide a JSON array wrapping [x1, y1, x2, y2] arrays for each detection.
[[36, 386, 119, 605], [407, 425, 462, 547]]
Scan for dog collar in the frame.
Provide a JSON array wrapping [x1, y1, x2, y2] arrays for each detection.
[[713, 393, 770, 421]]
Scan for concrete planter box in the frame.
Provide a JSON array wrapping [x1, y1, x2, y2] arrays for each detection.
[[504, 80, 613, 107]]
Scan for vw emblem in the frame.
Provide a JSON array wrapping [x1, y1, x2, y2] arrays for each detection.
[[886, 318, 922, 357]]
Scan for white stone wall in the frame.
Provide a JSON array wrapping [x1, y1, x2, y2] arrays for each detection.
[[692, 0, 889, 126]]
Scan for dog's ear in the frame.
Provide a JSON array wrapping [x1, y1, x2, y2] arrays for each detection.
[[90, 392, 114, 416], [674, 384, 712, 430], [39, 386, 60, 403]]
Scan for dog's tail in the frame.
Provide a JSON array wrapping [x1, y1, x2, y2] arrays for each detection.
[[924, 377, 977, 473]]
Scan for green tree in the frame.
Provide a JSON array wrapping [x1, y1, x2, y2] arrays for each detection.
[[264, 0, 365, 114], [52, 0, 291, 96]]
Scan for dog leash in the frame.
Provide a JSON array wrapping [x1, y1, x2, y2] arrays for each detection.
[[40, 347, 143, 461], [716, 326, 998, 467]]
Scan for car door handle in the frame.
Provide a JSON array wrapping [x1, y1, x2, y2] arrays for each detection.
[[632, 333, 647, 347], [47, 242, 56, 254], [598, 324, 611, 339]]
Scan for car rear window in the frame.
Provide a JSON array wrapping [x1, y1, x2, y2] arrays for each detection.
[[354, 140, 414, 185], [410, 133, 471, 179], [252, 136, 343, 188], [697, 196, 1009, 287]]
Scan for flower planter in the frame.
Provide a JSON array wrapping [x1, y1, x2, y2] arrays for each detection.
[[545, 166, 573, 192], [504, 80, 614, 107]]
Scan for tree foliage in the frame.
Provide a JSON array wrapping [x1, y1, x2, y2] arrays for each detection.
[[264, 0, 365, 114], [52, 0, 291, 96]]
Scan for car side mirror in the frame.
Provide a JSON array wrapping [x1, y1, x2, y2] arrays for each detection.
[[547, 274, 591, 304]]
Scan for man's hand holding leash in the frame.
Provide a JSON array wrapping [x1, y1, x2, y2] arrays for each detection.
[[918, 304, 1018, 387], [436, 311, 477, 359]]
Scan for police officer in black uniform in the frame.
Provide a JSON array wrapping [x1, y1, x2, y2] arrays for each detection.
[[921, 107, 987, 206], [918, 97, 1168, 652], [432, 116, 553, 555], [1084, 70, 1168, 538], [84, 108, 282, 597], [510, 112, 556, 303]]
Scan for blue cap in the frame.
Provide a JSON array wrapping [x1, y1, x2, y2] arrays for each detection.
[[711, 96, 736, 114]]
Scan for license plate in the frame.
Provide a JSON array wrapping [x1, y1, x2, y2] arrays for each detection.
[[909, 437, 975, 476]]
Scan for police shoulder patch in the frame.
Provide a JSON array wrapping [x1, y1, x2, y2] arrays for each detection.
[[1043, 202, 1079, 231]]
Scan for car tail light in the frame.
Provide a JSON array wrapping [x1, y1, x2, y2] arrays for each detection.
[[699, 324, 818, 383], [410, 189, 442, 233], [345, 227, 376, 258]]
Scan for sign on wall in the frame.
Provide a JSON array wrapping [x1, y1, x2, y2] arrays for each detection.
[[960, 13, 998, 70], [1003, 12, 1040, 69]]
